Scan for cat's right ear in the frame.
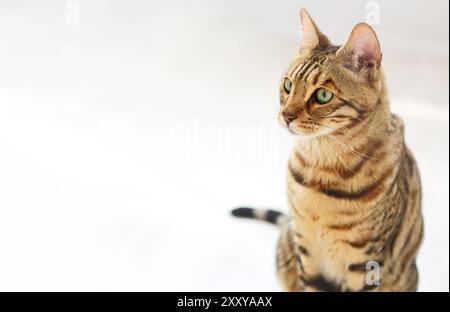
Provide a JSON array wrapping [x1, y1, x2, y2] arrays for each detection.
[[299, 8, 331, 55]]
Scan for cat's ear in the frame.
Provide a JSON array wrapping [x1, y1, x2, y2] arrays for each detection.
[[337, 23, 382, 75], [299, 8, 331, 55]]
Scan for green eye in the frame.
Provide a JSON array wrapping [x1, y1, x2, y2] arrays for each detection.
[[284, 78, 292, 94], [315, 88, 333, 104]]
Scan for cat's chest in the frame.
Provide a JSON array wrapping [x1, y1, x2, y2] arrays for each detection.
[[288, 181, 370, 283], [288, 182, 369, 242], [287, 175, 350, 220]]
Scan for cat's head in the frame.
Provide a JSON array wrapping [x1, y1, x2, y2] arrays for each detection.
[[279, 9, 385, 138]]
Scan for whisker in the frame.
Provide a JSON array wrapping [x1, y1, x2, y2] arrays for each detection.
[[315, 136, 343, 181], [321, 136, 357, 177], [312, 121, 380, 162], [330, 134, 379, 162], [324, 113, 372, 130], [317, 122, 365, 146], [352, 114, 373, 129]]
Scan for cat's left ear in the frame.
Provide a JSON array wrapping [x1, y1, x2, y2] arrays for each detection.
[[299, 8, 331, 55], [337, 23, 382, 75]]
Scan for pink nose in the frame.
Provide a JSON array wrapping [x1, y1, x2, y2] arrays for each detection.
[[282, 111, 297, 125]]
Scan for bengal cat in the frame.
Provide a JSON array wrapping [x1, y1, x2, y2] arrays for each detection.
[[232, 9, 423, 292]]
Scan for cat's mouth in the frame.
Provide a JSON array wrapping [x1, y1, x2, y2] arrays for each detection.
[[279, 114, 328, 138], [286, 121, 313, 133], [287, 124, 315, 137]]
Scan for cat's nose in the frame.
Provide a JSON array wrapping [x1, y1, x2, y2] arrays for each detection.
[[282, 111, 297, 125]]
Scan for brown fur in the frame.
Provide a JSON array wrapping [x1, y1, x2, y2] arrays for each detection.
[[274, 10, 423, 292]]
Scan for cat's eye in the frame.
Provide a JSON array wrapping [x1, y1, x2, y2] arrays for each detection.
[[315, 88, 333, 104], [284, 78, 292, 94]]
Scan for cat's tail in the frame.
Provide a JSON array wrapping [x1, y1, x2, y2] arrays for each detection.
[[231, 207, 289, 227]]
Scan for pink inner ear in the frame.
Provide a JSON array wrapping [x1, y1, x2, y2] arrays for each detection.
[[357, 32, 379, 60], [347, 23, 381, 68]]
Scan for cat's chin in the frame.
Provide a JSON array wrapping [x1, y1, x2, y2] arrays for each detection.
[[287, 126, 332, 140], [287, 127, 314, 140]]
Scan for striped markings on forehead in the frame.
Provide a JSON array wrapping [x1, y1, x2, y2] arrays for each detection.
[[288, 56, 327, 83], [287, 46, 340, 81]]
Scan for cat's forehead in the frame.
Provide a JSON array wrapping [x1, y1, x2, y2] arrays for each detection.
[[287, 45, 341, 79]]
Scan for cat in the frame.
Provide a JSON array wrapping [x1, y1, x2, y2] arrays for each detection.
[[232, 9, 423, 292]]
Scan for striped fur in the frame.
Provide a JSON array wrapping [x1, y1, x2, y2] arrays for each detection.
[[233, 10, 423, 292], [231, 207, 289, 226]]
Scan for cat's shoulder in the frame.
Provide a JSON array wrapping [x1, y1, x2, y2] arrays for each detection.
[[389, 113, 405, 134]]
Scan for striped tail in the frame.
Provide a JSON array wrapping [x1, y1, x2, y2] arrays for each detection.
[[231, 207, 288, 227]]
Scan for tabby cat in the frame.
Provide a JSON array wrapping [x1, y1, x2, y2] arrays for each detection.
[[232, 9, 423, 292]]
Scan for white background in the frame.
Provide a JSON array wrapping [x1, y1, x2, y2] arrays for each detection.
[[0, 0, 448, 291]]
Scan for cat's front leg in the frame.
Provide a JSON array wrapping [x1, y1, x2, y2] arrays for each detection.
[[276, 225, 302, 291], [277, 225, 325, 291]]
